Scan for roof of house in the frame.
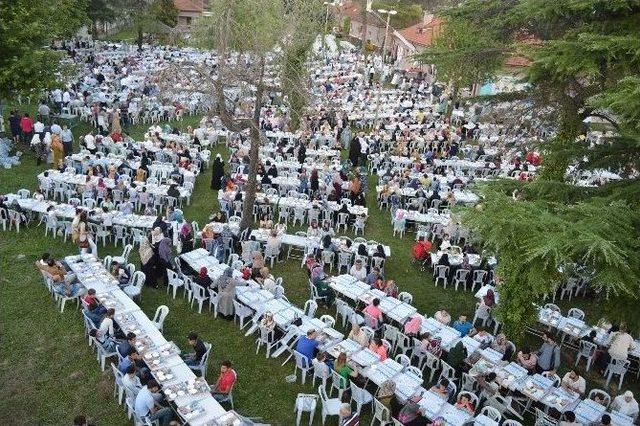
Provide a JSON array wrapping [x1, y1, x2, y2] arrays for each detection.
[[174, 0, 203, 13], [334, 1, 387, 28], [397, 17, 443, 47], [505, 55, 532, 67]]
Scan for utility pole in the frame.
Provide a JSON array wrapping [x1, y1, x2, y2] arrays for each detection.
[[362, 0, 370, 60]]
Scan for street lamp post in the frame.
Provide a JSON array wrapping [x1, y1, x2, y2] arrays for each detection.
[[377, 8, 396, 63]]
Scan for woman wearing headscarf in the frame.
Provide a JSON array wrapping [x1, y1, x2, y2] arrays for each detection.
[[310, 169, 319, 194], [135, 167, 147, 183], [397, 394, 426, 426], [195, 266, 213, 289], [348, 134, 361, 166], [310, 262, 335, 306], [136, 151, 148, 172], [216, 267, 237, 317], [139, 236, 158, 287], [51, 133, 64, 169], [148, 227, 166, 288], [157, 234, 173, 275], [210, 154, 225, 190], [376, 380, 401, 418], [474, 289, 495, 326], [179, 221, 194, 253], [260, 311, 276, 331], [404, 314, 423, 337]]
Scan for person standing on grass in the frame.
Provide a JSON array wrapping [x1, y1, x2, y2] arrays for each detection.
[[37, 101, 50, 124], [536, 332, 561, 373], [9, 110, 22, 143], [20, 112, 33, 144], [33, 117, 45, 141], [61, 124, 74, 157]]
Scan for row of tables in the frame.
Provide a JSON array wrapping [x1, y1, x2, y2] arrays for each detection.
[[65, 254, 229, 425], [467, 347, 634, 425], [180, 250, 482, 425], [218, 191, 369, 217], [6, 194, 159, 229], [39, 170, 192, 201], [538, 308, 640, 358]]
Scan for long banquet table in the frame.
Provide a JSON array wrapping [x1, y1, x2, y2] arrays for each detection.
[[65, 254, 227, 425]]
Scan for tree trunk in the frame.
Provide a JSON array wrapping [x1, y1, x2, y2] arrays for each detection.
[[446, 84, 458, 118], [137, 25, 143, 51], [538, 105, 582, 182], [239, 57, 266, 231], [92, 21, 98, 38]]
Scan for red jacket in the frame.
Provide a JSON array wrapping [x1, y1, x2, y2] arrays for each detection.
[[20, 117, 33, 132]]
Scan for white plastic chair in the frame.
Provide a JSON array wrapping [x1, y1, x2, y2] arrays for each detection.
[[188, 342, 212, 378], [304, 299, 318, 318], [395, 354, 411, 369], [295, 393, 318, 426], [480, 406, 502, 422], [293, 350, 313, 384], [123, 271, 145, 300], [454, 269, 471, 291], [397, 291, 413, 304], [166, 269, 184, 299], [151, 305, 169, 332], [587, 389, 611, 408], [318, 385, 341, 425], [329, 369, 349, 399], [574, 340, 597, 371], [372, 398, 391, 426], [112, 244, 133, 265], [567, 307, 585, 320], [604, 358, 630, 390], [110, 362, 126, 405], [312, 358, 330, 388], [91, 336, 118, 371], [190, 282, 208, 314], [350, 380, 373, 414], [433, 265, 449, 287], [208, 288, 219, 317], [255, 326, 278, 358], [438, 360, 456, 384], [232, 300, 254, 329], [319, 314, 336, 328]]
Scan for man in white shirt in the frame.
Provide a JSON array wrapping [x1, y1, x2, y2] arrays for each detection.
[[38, 103, 50, 123], [121, 364, 142, 398], [440, 234, 452, 252], [98, 308, 115, 338], [52, 88, 63, 110], [84, 133, 96, 152], [134, 380, 173, 425], [612, 391, 639, 420], [349, 258, 367, 281], [608, 325, 636, 360], [34, 120, 45, 138], [561, 369, 586, 395]]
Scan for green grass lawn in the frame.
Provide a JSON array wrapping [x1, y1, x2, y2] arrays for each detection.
[[0, 108, 635, 425]]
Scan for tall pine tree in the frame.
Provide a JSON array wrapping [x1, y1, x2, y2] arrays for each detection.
[[419, 0, 640, 340]]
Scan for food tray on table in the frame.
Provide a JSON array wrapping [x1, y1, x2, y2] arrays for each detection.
[[164, 377, 211, 401]]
